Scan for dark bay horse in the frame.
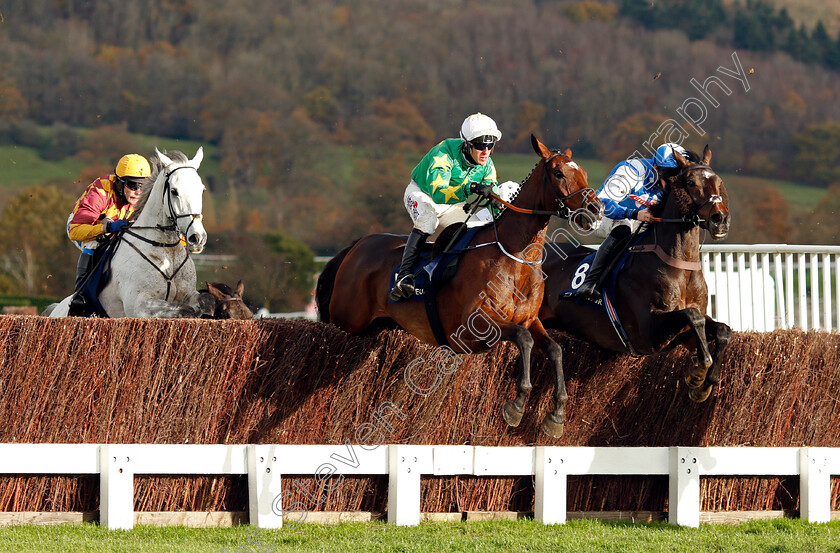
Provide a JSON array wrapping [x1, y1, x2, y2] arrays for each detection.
[[539, 146, 731, 402], [317, 135, 604, 437]]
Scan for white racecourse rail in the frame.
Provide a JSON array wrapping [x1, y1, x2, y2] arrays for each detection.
[[0, 444, 838, 529], [700, 244, 840, 332]]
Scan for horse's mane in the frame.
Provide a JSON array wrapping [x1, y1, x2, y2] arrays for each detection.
[[133, 150, 189, 217]]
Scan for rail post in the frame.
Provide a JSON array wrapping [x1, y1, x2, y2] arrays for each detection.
[[799, 447, 831, 523], [669, 447, 700, 527], [99, 445, 134, 530], [535, 446, 566, 524]]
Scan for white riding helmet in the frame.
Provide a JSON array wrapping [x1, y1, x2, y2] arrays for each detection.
[[654, 143, 689, 168], [460, 113, 502, 143]]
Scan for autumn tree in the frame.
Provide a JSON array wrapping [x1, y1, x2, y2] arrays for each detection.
[[216, 230, 317, 312], [0, 186, 77, 296], [791, 122, 840, 187]]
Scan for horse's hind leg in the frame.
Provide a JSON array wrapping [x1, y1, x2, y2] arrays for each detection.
[[529, 319, 567, 438], [691, 318, 732, 402], [650, 308, 714, 399], [501, 325, 534, 428]]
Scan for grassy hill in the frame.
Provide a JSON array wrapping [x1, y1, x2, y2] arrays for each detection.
[[0, 142, 826, 216]]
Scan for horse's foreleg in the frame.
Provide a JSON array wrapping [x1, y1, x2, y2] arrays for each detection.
[[691, 318, 732, 402], [501, 325, 534, 428], [528, 319, 566, 438], [650, 308, 714, 399]]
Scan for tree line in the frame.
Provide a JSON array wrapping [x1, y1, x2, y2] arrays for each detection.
[[2, 0, 840, 306]]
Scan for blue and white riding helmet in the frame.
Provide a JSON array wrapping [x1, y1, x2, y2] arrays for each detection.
[[654, 143, 689, 168]]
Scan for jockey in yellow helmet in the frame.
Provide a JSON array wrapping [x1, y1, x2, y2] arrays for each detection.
[[66, 153, 151, 316]]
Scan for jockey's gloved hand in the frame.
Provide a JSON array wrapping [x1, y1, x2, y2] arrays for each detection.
[[105, 219, 130, 233], [469, 182, 494, 199]]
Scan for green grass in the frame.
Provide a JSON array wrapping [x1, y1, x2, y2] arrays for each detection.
[[1, 519, 839, 553], [0, 146, 87, 188]]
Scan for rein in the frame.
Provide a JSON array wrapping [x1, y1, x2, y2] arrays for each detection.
[[487, 152, 591, 265], [117, 164, 201, 301]]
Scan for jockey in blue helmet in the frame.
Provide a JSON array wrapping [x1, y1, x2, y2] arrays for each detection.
[[563, 142, 691, 302]]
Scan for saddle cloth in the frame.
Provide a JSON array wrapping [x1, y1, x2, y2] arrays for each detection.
[[560, 234, 646, 354], [388, 225, 486, 303]]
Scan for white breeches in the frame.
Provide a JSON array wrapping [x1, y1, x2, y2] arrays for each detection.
[[590, 216, 643, 239], [403, 180, 520, 240]]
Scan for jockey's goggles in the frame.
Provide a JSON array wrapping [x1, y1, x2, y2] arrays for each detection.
[[122, 178, 144, 191], [469, 140, 496, 151]]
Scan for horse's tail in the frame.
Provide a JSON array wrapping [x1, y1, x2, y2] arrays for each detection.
[[315, 239, 360, 323]]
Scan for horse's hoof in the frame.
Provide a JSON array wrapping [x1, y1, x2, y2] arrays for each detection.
[[502, 401, 524, 427], [684, 374, 704, 389], [688, 384, 713, 403], [541, 415, 565, 438]]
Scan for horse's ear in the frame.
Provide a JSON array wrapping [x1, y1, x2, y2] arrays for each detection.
[[235, 280, 245, 298], [156, 148, 173, 166], [673, 149, 690, 169], [206, 282, 226, 301], [191, 146, 204, 168], [531, 134, 551, 159], [702, 144, 712, 165], [563, 147, 572, 158]]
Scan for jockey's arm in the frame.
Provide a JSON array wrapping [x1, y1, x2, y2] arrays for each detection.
[[68, 189, 109, 243], [596, 162, 645, 221]]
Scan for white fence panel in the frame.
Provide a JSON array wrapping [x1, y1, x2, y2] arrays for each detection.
[[1, 444, 839, 529], [700, 245, 840, 332]]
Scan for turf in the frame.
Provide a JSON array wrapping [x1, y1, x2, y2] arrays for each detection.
[[1, 519, 839, 553]]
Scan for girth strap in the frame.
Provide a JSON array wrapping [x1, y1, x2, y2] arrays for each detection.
[[627, 244, 702, 271]]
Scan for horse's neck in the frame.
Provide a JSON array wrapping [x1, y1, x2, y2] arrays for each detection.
[[652, 196, 701, 262], [494, 170, 551, 252]]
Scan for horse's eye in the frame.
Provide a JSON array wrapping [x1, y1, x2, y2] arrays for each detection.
[[171, 188, 180, 197], [553, 170, 563, 179]]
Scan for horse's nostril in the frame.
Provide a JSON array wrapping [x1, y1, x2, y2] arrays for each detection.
[[711, 212, 724, 224]]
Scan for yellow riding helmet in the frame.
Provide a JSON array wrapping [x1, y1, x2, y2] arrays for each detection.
[[115, 154, 151, 178]]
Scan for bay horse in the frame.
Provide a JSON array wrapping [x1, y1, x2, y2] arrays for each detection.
[[539, 146, 732, 402], [47, 149, 207, 318], [316, 135, 604, 437]]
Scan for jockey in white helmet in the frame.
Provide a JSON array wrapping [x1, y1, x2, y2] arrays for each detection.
[[390, 113, 503, 301]]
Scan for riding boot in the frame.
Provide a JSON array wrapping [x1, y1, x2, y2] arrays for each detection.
[[562, 230, 626, 302], [389, 229, 429, 301], [68, 252, 93, 317]]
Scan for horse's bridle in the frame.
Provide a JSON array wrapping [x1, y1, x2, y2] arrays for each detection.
[[118, 165, 203, 300], [650, 163, 724, 229]]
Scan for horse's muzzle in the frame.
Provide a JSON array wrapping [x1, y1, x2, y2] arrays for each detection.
[[187, 229, 208, 254], [707, 211, 730, 240]]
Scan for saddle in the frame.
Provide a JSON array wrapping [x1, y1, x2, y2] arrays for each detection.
[[389, 223, 488, 347]]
